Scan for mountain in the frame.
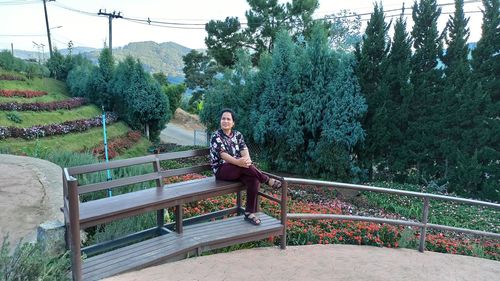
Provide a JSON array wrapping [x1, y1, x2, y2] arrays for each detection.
[[10, 41, 192, 77], [83, 41, 191, 76]]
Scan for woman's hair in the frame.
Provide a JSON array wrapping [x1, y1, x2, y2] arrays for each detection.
[[220, 108, 236, 123]]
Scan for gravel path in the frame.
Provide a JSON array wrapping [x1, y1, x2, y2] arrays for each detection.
[[104, 244, 500, 281]]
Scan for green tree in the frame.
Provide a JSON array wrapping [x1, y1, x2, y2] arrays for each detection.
[[45, 48, 67, 80], [153, 71, 169, 86], [110, 56, 170, 142], [327, 10, 362, 51], [254, 28, 366, 180], [205, 0, 319, 66], [381, 7, 413, 179], [408, 0, 444, 179], [354, 2, 391, 179], [163, 83, 186, 115], [89, 48, 115, 109], [205, 17, 248, 67], [182, 50, 218, 113], [462, 0, 500, 200], [200, 50, 254, 134], [439, 0, 472, 183]]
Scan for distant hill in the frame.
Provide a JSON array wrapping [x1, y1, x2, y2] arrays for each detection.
[[11, 41, 193, 77]]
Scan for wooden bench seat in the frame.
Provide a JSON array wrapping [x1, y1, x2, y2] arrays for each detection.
[[82, 213, 283, 280], [79, 177, 245, 228], [63, 149, 288, 281]]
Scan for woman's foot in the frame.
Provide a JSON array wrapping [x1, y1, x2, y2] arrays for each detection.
[[244, 212, 261, 225], [267, 178, 282, 189]]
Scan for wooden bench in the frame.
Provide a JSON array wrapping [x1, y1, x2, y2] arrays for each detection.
[[62, 148, 287, 281]]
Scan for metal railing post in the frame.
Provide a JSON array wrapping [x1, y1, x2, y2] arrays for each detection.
[[419, 197, 430, 253], [280, 180, 288, 250]]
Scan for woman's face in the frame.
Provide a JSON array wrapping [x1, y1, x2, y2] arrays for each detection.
[[220, 112, 234, 131]]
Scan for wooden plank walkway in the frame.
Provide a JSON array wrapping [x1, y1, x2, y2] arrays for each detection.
[[82, 213, 283, 280]]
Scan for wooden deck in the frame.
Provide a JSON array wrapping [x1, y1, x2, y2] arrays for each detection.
[[82, 213, 283, 280]]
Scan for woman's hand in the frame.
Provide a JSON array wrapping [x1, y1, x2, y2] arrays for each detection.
[[237, 156, 252, 168]]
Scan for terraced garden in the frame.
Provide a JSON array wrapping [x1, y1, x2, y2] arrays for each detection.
[[0, 70, 151, 158]]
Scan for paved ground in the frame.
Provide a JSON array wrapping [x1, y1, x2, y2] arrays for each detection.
[[0, 154, 63, 246], [160, 123, 198, 145], [104, 244, 499, 281]]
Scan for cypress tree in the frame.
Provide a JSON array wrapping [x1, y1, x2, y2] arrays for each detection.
[[439, 0, 471, 180], [462, 0, 500, 200], [354, 2, 391, 179], [381, 7, 413, 179], [408, 0, 444, 179]]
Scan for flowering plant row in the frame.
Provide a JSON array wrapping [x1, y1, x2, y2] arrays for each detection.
[[92, 131, 142, 159], [0, 89, 47, 98], [0, 97, 87, 111], [0, 74, 26, 81], [176, 180, 500, 260], [0, 112, 118, 140]]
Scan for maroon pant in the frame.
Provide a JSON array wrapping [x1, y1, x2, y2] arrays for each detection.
[[215, 163, 269, 213]]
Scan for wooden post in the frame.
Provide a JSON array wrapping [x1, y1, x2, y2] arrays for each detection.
[[419, 197, 430, 253], [153, 157, 165, 234], [236, 191, 242, 215], [175, 205, 183, 234], [67, 177, 82, 281], [280, 180, 287, 250]]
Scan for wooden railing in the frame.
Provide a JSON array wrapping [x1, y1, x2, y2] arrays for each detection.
[[284, 178, 500, 252]]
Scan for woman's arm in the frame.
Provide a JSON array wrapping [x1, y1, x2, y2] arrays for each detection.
[[221, 151, 251, 168]]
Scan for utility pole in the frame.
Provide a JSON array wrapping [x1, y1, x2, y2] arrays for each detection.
[[11, 43, 13, 56], [43, 0, 55, 58], [97, 9, 122, 56]]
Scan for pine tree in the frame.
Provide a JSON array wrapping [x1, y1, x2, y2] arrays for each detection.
[[408, 0, 444, 179], [381, 7, 413, 179], [462, 0, 500, 200], [254, 27, 366, 180], [354, 2, 391, 179]]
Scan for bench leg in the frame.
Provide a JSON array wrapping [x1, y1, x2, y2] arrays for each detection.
[[175, 205, 183, 234], [236, 191, 242, 215], [156, 209, 165, 235]]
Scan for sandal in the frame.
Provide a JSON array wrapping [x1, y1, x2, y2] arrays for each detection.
[[267, 178, 282, 189], [244, 213, 261, 225]]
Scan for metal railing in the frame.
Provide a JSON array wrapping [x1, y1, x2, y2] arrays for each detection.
[[284, 178, 500, 252]]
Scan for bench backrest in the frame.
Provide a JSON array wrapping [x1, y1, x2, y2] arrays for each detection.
[[63, 148, 212, 197]]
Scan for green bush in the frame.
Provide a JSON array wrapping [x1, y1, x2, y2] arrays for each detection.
[[5, 111, 22, 124], [0, 237, 70, 280]]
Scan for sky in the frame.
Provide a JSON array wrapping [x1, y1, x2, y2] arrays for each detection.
[[0, 0, 486, 53]]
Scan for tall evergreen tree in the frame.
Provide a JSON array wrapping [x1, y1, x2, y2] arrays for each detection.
[[354, 2, 391, 179], [90, 48, 115, 109], [254, 27, 366, 180], [381, 7, 413, 178], [408, 0, 444, 179], [438, 0, 472, 181], [463, 0, 500, 200]]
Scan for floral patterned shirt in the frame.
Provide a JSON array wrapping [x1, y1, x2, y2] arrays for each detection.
[[209, 129, 248, 174]]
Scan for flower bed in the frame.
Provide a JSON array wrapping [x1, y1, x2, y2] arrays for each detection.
[[0, 112, 118, 139], [176, 181, 500, 260], [0, 97, 87, 111], [91, 131, 142, 159], [0, 89, 47, 98], [0, 74, 26, 81]]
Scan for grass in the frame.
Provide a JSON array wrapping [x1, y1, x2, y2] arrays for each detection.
[[0, 105, 101, 127], [0, 77, 69, 103], [361, 181, 500, 233], [0, 121, 130, 154], [117, 138, 153, 159]]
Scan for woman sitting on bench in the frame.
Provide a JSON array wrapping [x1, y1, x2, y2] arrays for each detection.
[[209, 108, 282, 225]]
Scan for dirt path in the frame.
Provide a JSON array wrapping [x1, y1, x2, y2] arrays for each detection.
[[105, 244, 499, 281], [160, 108, 207, 146], [0, 154, 63, 246]]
